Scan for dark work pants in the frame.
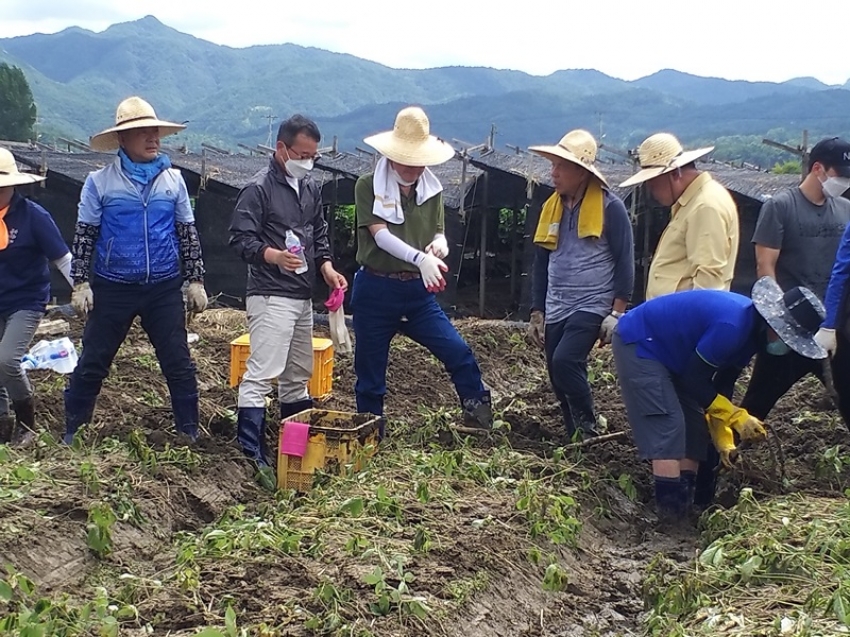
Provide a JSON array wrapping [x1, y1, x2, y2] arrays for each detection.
[[741, 333, 850, 425], [65, 275, 198, 427], [544, 311, 604, 435]]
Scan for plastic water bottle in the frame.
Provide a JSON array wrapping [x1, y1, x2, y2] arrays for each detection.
[[285, 230, 308, 275]]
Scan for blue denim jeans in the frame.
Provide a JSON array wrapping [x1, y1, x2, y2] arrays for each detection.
[[351, 269, 487, 416]]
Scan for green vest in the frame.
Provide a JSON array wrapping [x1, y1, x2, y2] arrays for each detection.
[[355, 173, 445, 273]]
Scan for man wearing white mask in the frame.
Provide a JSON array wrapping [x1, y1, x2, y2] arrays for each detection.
[[741, 137, 850, 423], [229, 114, 347, 472], [351, 106, 492, 431]]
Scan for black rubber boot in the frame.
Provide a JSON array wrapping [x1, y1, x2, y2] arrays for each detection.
[[63, 389, 97, 445], [0, 414, 13, 444], [280, 398, 314, 422], [11, 397, 36, 448]]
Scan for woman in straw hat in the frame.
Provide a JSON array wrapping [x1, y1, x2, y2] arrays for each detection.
[[619, 133, 739, 301], [0, 148, 73, 446], [351, 106, 492, 430], [612, 277, 824, 522], [63, 96, 207, 445]]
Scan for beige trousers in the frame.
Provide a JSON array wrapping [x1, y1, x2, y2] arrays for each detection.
[[237, 295, 313, 408]]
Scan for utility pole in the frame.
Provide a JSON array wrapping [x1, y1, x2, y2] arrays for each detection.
[[762, 129, 809, 181], [33, 117, 44, 145], [263, 113, 278, 147]]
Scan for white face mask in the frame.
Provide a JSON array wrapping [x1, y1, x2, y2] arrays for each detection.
[[820, 175, 850, 198], [285, 157, 313, 180], [391, 168, 417, 187]]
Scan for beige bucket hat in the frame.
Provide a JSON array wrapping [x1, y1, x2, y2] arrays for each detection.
[[529, 129, 608, 186], [619, 133, 714, 188], [0, 148, 45, 187], [363, 106, 455, 167], [90, 96, 185, 152]]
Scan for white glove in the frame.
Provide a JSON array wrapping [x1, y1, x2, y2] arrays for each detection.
[[815, 327, 837, 356], [416, 253, 447, 292], [425, 234, 449, 259], [598, 314, 618, 345], [186, 281, 208, 314], [71, 282, 94, 318]]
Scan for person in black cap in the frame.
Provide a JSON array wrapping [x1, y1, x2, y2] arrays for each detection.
[[612, 276, 827, 522], [741, 137, 850, 424]]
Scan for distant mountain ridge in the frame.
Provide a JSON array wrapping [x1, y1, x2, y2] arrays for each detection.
[[1, 15, 849, 167]]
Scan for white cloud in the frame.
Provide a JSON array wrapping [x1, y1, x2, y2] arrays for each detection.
[[0, 0, 848, 85]]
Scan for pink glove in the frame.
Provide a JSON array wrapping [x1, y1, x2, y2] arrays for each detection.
[[324, 288, 345, 312]]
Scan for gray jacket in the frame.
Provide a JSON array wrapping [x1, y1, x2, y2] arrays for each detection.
[[229, 157, 332, 299]]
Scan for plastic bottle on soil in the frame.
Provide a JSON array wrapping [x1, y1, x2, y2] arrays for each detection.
[[285, 230, 308, 275]]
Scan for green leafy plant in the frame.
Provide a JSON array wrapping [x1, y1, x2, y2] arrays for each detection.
[[364, 557, 431, 620], [86, 502, 117, 558]]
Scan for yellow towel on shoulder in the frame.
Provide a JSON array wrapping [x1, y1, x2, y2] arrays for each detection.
[[533, 180, 604, 250]]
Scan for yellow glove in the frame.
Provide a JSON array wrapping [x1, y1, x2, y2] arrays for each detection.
[[729, 408, 767, 443], [706, 394, 767, 444], [705, 414, 738, 468]]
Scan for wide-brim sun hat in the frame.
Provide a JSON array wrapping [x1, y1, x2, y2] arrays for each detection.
[[0, 148, 45, 187], [90, 96, 185, 152], [619, 133, 714, 188], [363, 106, 455, 167], [752, 276, 827, 360], [528, 129, 608, 186]]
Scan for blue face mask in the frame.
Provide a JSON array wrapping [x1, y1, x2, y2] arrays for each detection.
[[766, 339, 791, 356]]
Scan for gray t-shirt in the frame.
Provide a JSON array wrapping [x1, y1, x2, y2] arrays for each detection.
[[542, 189, 634, 323], [752, 188, 850, 298]]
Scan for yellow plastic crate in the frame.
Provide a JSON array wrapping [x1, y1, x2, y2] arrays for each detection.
[[229, 334, 334, 399], [277, 409, 381, 491]]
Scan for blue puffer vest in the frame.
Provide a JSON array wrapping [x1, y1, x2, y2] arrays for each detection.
[[90, 157, 182, 284]]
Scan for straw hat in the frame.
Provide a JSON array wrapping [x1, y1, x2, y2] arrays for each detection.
[[529, 129, 608, 186], [619, 133, 714, 188], [363, 107, 455, 167], [0, 148, 45, 188], [90, 96, 185, 152], [751, 276, 827, 360]]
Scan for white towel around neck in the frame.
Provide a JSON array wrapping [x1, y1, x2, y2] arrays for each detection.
[[371, 156, 444, 224]]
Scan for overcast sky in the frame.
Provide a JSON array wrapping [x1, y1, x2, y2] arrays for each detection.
[[2, 0, 847, 85]]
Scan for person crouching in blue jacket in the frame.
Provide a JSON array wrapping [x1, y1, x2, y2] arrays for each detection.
[[612, 277, 826, 522], [63, 97, 208, 444]]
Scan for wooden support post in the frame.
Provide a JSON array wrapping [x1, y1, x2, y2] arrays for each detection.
[[510, 208, 519, 304], [329, 174, 338, 257], [478, 173, 489, 317]]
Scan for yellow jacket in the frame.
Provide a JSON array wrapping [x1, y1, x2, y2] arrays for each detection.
[[646, 172, 739, 300]]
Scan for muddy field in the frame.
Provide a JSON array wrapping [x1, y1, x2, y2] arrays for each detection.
[[0, 308, 847, 636]]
